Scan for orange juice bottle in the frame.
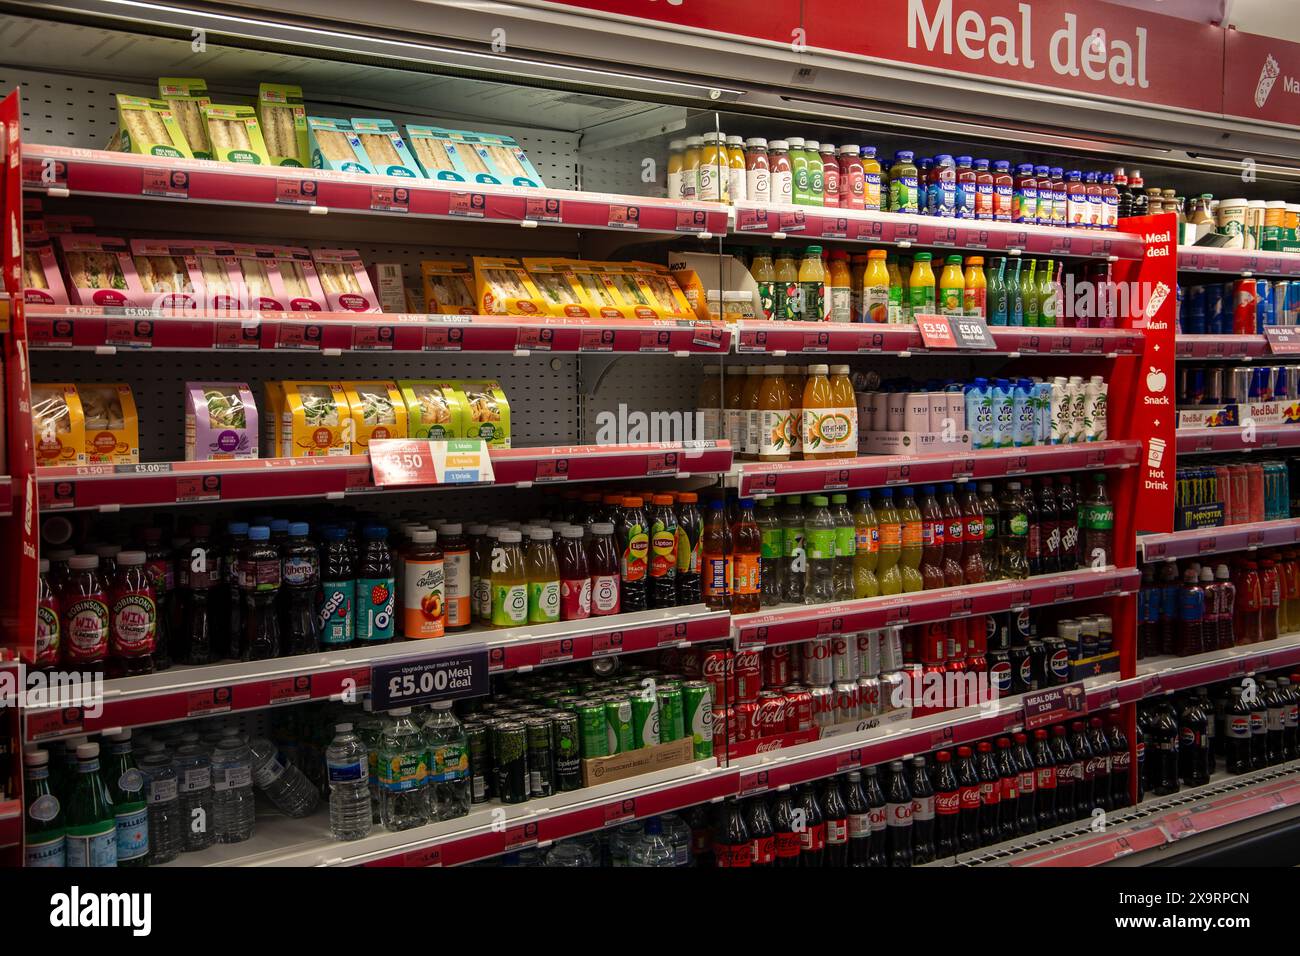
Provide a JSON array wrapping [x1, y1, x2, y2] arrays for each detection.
[[749, 247, 777, 321], [784, 365, 804, 459], [863, 249, 891, 323], [801, 364, 836, 460], [740, 365, 764, 460], [698, 131, 730, 204], [909, 252, 937, 321], [681, 136, 702, 201], [723, 365, 746, 454], [849, 254, 869, 322], [829, 364, 858, 459], [964, 256, 987, 317], [938, 254, 965, 316], [827, 249, 852, 323], [757, 367, 791, 462], [697, 367, 722, 441], [797, 245, 827, 321]]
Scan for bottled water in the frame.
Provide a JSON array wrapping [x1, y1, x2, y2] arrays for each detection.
[[249, 737, 320, 818], [545, 840, 595, 866], [803, 495, 837, 604], [325, 723, 372, 841], [379, 708, 429, 831], [627, 817, 675, 867], [608, 820, 643, 866], [660, 812, 692, 867], [355, 701, 383, 825], [139, 744, 182, 865], [174, 743, 215, 852], [211, 735, 256, 844], [422, 702, 471, 822]]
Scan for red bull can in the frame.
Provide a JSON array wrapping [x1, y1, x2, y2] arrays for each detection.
[[1257, 279, 1276, 329]]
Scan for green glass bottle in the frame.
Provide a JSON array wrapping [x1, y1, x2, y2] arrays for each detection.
[[24, 749, 65, 867], [988, 257, 1009, 326], [65, 742, 118, 867], [1008, 259, 1025, 326], [1038, 259, 1059, 327], [104, 730, 150, 866], [1020, 258, 1040, 327]]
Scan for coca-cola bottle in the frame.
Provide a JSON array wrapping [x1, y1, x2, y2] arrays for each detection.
[[955, 745, 981, 851], [797, 783, 826, 867], [1031, 728, 1058, 830], [1107, 713, 1133, 808], [1038, 477, 1061, 574], [744, 794, 775, 867], [1151, 701, 1181, 796], [843, 771, 874, 867], [883, 760, 913, 867], [1225, 687, 1253, 774], [1068, 721, 1094, 819], [1049, 724, 1076, 823], [1136, 705, 1152, 801], [1012, 732, 1037, 834], [862, 765, 888, 868], [1057, 475, 1079, 571], [975, 741, 1001, 846], [1087, 717, 1112, 812], [1179, 695, 1211, 785], [685, 804, 713, 866], [994, 737, 1019, 840], [820, 777, 849, 868], [713, 797, 752, 867], [933, 751, 960, 858], [771, 789, 801, 867], [908, 756, 935, 864]]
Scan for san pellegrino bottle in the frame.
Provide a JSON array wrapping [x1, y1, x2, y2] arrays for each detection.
[[65, 742, 117, 867], [103, 730, 149, 866], [24, 749, 65, 867]]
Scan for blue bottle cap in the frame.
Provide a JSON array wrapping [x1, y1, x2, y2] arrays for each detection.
[[896, 150, 914, 162], [974, 158, 990, 169], [955, 155, 972, 165], [877, 487, 894, 499], [1034, 165, 1050, 175], [996, 378, 1011, 388], [861, 146, 876, 158], [972, 377, 988, 387], [322, 526, 347, 541], [363, 524, 389, 540], [1017, 163, 1034, 174], [1050, 166, 1064, 176], [994, 160, 1011, 171], [1018, 377, 1034, 388], [921, 484, 936, 494], [739, 498, 755, 509], [289, 522, 310, 537], [248, 526, 271, 541], [271, 518, 290, 532], [228, 521, 249, 535], [941, 483, 955, 493]]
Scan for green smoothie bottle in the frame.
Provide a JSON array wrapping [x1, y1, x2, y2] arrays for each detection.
[[65, 741, 117, 867], [874, 489, 902, 596], [1009, 258, 1025, 326], [908, 253, 936, 322], [988, 257, 1009, 326], [852, 490, 880, 598], [1038, 259, 1059, 327], [1020, 258, 1040, 327], [789, 137, 810, 205], [897, 487, 925, 593]]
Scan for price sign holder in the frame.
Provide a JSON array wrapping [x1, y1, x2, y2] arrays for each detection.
[[370, 646, 489, 710], [1022, 682, 1086, 731], [1264, 327, 1300, 354], [916, 312, 997, 350], [370, 439, 493, 487]]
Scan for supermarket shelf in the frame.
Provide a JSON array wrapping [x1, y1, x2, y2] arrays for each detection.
[[25, 306, 731, 355], [35, 442, 734, 511], [1175, 335, 1267, 360], [734, 321, 1144, 357], [1135, 631, 1300, 695], [1176, 425, 1300, 454], [21, 144, 731, 237], [0, 476, 10, 518], [734, 439, 1141, 497], [1178, 247, 1300, 278], [1139, 517, 1300, 560], [732, 200, 1144, 260], [0, 800, 20, 851], [731, 566, 1139, 649], [22, 604, 729, 742]]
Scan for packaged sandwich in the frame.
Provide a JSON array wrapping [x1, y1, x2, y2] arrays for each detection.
[[256, 84, 308, 167], [605, 263, 666, 320], [108, 95, 193, 159], [367, 263, 407, 314], [398, 381, 467, 441], [56, 235, 146, 307], [228, 243, 288, 311], [307, 117, 372, 174], [419, 261, 477, 315], [32, 384, 85, 467], [23, 238, 69, 305], [568, 262, 635, 319], [459, 380, 512, 449], [158, 77, 212, 159], [522, 258, 596, 318], [350, 118, 422, 178], [279, 382, 353, 457], [406, 126, 470, 182], [269, 246, 327, 311], [79, 383, 140, 464], [129, 239, 203, 310], [186, 382, 258, 461], [202, 104, 271, 164], [644, 262, 705, 320], [183, 241, 244, 311], [343, 381, 409, 450], [472, 257, 547, 315], [472, 131, 545, 187], [312, 249, 379, 312]]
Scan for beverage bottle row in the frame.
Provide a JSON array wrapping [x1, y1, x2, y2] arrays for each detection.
[[705, 362, 858, 461], [1172, 459, 1290, 529]]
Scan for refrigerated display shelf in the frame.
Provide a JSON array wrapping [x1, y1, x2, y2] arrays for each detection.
[[1138, 517, 1300, 560], [25, 306, 731, 355], [21, 605, 730, 742], [34, 442, 734, 511], [0, 476, 10, 518], [733, 440, 1141, 497], [0, 801, 19, 852], [734, 322, 1144, 357], [1134, 631, 1300, 696], [731, 567, 1139, 649], [20, 144, 731, 237], [1178, 247, 1300, 279], [1176, 426, 1300, 454], [1174, 335, 1267, 360]]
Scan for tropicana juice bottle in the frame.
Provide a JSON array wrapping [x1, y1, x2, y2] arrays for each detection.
[[757, 366, 791, 462], [775, 250, 800, 321], [938, 254, 965, 316], [908, 253, 936, 322], [798, 246, 828, 322], [852, 489, 880, 599], [863, 249, 891, 323], [897, 487, 925, 593]]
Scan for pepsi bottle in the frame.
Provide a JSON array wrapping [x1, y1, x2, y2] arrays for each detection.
[[1031, 728, 1057, 830], [1279, 677, 1298, 761], [1265, 680, 1285, 766], [883, 760, 913, 867], [955, 745, 981, 851], [933, 751, 960, 858], [1179, 695, 1210, 786], [1049, 725, 1076, 824], [908, 756, 935, 865], [994, 737, 1019, 840], [1011, 732, 1037, 834], [1249, 681, 1267, 769]]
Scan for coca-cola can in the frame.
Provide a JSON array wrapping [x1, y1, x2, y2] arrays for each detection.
[[701, 649, 735, 705], [782, 685, 814, 732], [712, 706, 736, 745], [657, 648, 683, 673], [833, 680, 861, 724], [755, 690, 787, 739], [808, 684, 836, 729], [857, 676, 882, 717], [880, 627, 904, 671], [798, 638, 834, 687], [879, 669, 907, 713], [829, 634, 859, 683], [856, 630, 882, 677], [734, 649, 763, 703], [762, 645, 792, 688], [733, 701, 759, 742], [677, 647, 702, 676]]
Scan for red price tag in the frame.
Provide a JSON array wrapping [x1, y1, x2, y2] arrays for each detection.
[[658, 622, 689, 646], [675, 209, 708, 233], [370, 186, 409, 213], [607, 204, 641, 229], [539, 640, 575, 664], [1053, 584, 1075, 603], [964, 228, 992, 249], [836, 749, 864, 772], [176, 475, 221, 503], [739, 771, 770, 795], [777, 210, 807, 233], [952, 458, 976, 479], [401, 846, 443, 868], [638, 330, 671, 352], [269, 675, 312, 705], [1197, 536, 1219, 554], [1004, 456, 1029, 476], [423, 326, 464, 352], [853, 219, 886, 241], [592, 631, 624, 656], [450, 192, 486, 218], [930, 726, 956, 749], [885, 465, 910, 485], [187, 687, 233, 717], [822, 469, 850, 491], [736, 207, 770, 232], [950, 597, 974, 617], [24, 156, 67, 188], [525, 197, 563, 223], [647, 453, 679, 478], [884, 602, 910, 625], [1202, 255, 1221, 271], [503, 823, 539, 851], [105, 318, 153, 348], [142, 168, 189, 199], [932, 226, 958, 246], [580, 329, 614, 352], [1049, 335, 1074, 354], [275, 322, 322, 350], [916, 315, 959, 349], [515, 326, 552, 352], [856, 331, 885, 352], [603, 799, 637, 826], [39, 480, 76, 511], [214, 321, 261, 349], [803, 330, 831, 352], [27, 316, 72, 348], [370, 440, 440, 488], [275, 179, 317, 205], [1050, 235, 1074, 254], [693, 322, 725, 349], [890, 220, 921, 243], [534, 459, 570, 483], [26, 707, 84, 740], [352, 324, 395, 351]]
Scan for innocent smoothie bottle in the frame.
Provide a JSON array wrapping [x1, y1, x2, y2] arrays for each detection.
[[525, 528, 561, 625], [749, 247, 777, 321], [557, 525, 591, 621], [964, 256, 987, 317], [852, 490, 880, 598], [829, 364, 858, 459], [727, 135, 747, 204], [745, 137, 771, 205], [769, 140, 792, 205], [863, 249, 891, 323], [806, 140, 825, 206], [820, 142, 840, 207], [1020, 259, 1040, 326], [774, 250, 799, 321], [874, 489, 903, 596], [681, 136, 702, 201], [757, 367, 791, 462], [861, 146, 883, 211], [801, 364, 836, 460], [490, 530, 528, 628], [908, 252, 936, 321], [828, 249, 852, 323], [798, 246, 827, 322], [938, 254, 965, 316], [897, 487, 925, 593], [839, 144, 864, 210], [698, 131, 729, 204], [789, 137, 810, 205]]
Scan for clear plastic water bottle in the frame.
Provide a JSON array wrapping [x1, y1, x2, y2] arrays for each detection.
[[325, 723, 372, 841], [379, 708, 429, 831], [355, 701, 383, 826], [174, 743, 215, 852], [804, 494, 837, 605], [248, 736, 319, 819], [139, 744, 182, 865], [211, 734, 255, 844], [545, 840, 595, 867], [423, 702, 471, 822], [627, 817, 676, 867], [609, 820, 644, 866], [660, 812, 692, 867]]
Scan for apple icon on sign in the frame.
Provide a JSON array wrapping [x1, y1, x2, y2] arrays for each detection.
[[1147, 367, 1167, 393]]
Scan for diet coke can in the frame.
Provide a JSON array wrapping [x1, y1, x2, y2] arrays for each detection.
[[857, 676, 882, 717], [783, 686, 814, 732], [833, 680, 861, 724], [880, 628, 904, 671], [879, 670, 906, 713], [701, 649, 735, 705], [830, 634, 860, 683], [733, 701, 760, 742], [756, 690, 787, 739], [856, 630, 881, 677], [734, 649, 763, 703], [762, 645, 792, 688], [808, 684, 836, 729], [798, 638, 835, 687]]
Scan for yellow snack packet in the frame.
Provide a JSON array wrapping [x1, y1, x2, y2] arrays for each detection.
[[343, 381, 409, 451], [78, 383, 140, 464], [31, 383, 86, 467], [419, 261, 477, 315], [459, 380, 512, 449], [472, 257, 548, 316], [522, 258, 597, 318]]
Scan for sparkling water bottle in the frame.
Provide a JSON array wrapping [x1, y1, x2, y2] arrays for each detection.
[[139, 744, 182, 864], [627, 817, 676, 867], [325, 723, 372, 841], [249, 736, 320, 818], [545, 840, 595, 867], [211, 735, 256, 843], [379, 708, 429, 831], [804, 495, 837, 604], [174, 743, 215, 852], [423, 701, 471, 822]]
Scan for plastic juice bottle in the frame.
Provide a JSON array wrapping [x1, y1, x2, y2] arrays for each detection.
[[802, 364, 837, 460], [938, 254, 965, 316], [769, 140, 792, 205], [798, 246, 828, 321], [355, 526, 394, 647], [727, 134, 748, 204], [917, 156, 934, 211], [784, 365, 804, 458], [1008, 259, 1025, 326], [839, 144, 864, 209], [820, 142, 839, 206], [472, 526, 497, 624], [757, 367, 791, 462], [1085, 172, 1103, 228], [931, 154, 957, 217], [897, 487, 925, 593], [828, 249, 852, 322], [697, 369, 722, 443], [889, 150, 920, 213], [1038, 260, 1060, 327], [702, 497, 733, 611], [880, 254, 903, 324], [852, 490, 880, 599], [63, 554, 109, 674], [589, 522, 621, 616], [963, 257, 987, 317], [524, 529, 560, 625], [1051, 167, 1068, 226], [109, 550, 157, 678], [978, 482, 1001, 580], [1033, 165, 1053, 224], [490, 530, 529, 627], [731, 499, 762, 613], [992, 161, 1014, 221], [674, 493, 703, 605], [789, 137, 810, 205], [757, 498, 784, 607], [745, 138, 770, 205], [875, 489, 903, 596], [750, 247, 777, 321], [648, 494, 679, 609], [35, 559, 60, 671], [1020, 259, 1040, 326], [973, 158, 994, 220], [960, 487, 986, 584], [806, 139, 825, 206], [861, 146, 883, 211], [998, 483, 1030, 580], [617, 496, 650, 612], [698, 131, 729, 203], [954, 155, 976, 218], [681, 136, 702, 201], [1013, 164, 1037, 224], [830, 364, 858, 459], [908, 253, 936, 320], [775, 250, 800, 321], [863, 249, 891, 323], [803, 495, 837, 604], [741, 365, 765, 460], [781, 495, 807, 604], [939, 483, 966, 587], [831, 493, 856, 600], [987, 257, 1008, 325], [723, 365, 747, 453], [401, 530, 445, 639], [666, 139, 684, 200], [849, 254, 869, 322], [918, 485, 946, 592], [1065, 170, 1087, 227]]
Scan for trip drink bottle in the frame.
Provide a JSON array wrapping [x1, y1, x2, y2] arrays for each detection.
[[1265, 680, 1285, 766], [1031, 728, 1057, 830], [1049, 725, 1076, 823], [796, 783, 826, 867], [1106, 714, 1132, 808], [820, 776, 849, 868], [139, 527, 172, 671], [1068, 720, 1094, 818], [702, 498, 732, 612], [883, 760, 913, 867], [939, 483, 965, 587], [1011, 732, 1037, 834], [995, 737, 1019, 840], [955, 745, 980, 851], [1151, 702, 1181, 796], [1179, 694, 1211, 785], [62, 554, 110, 674], [933, 751, 959, 857], [108, 551, 158, 678], [975, 741, 1001, 846], [1225, 687, 1253, 774], [863, 765, 888, 867], [1056, 475, 1080, 571], [675, 492, 703, 605], [844, 771, 874, 867], [240, 526, 282, 660], [713, 798, 752, 868], [908, 756, 935, 864], [282, 522, 322, 654], [1087, 717, 1113, 812], [771, 789, 801, 867], [731, 499, 762, 614], [745, 793, 775, 867], [648, 494, 678, 610], [318, 527, 356, 649]]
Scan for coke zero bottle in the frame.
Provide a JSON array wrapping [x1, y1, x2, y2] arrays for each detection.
[[843, 771, 873, 867], [994, 737, 1018, 840], [820, 777, 849, 868], [1087, 717, 1112, 812], [1031, 728, 1057, 830], [1151, 701, 1180, 796], [796, 783, 826, 868], [908, 756, 935, 865], [863, 765, 888, 868], [955, 745, 980, 851], [883, 760, 913, 867], [713, 797, 751, 867], [1011, 732, 1037, 835], [771, 789, 801, 867], [745, 794, 775, 867], [933, 751, 960, 858], [685, 804, 713, 866], [975, 741, 1001, 846]]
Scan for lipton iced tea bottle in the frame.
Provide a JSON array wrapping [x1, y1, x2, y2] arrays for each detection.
[[828, 249, 852, 323], [727, 134, 747, 204], [589, 523, 621, 616], [963, 257, 987, 317], [908, 253, 936, 321], [789, 137, 810, 205], [617, 496, 649, 612], [732, 499, 762, 613], [769, 140, 792, 205], [703, 497, 733, 611], [404, 530, 446, 638], [829, 364, 858, 459], [939, 254, 965, 316], [801, 364, 836, 460], [875, 489, 903, 596], [750, 247, 777, 321], [490, 530, 529, 628], [918, 485, 946, 592], [852, 490, 880, 599], [698, 131, 729, 204], [775, 249, 799, 321], [785, 365, 805, 459], [648, 494, 678, 609], [897, 487, 925, 593], [863, 249, 890, 323], [798, 246, 827, 322], [557, 525, 591, 621], [757, 367, 791, 462]]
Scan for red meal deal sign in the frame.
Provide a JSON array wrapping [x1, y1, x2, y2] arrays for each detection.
[[1223, 30, 1300, 127]]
